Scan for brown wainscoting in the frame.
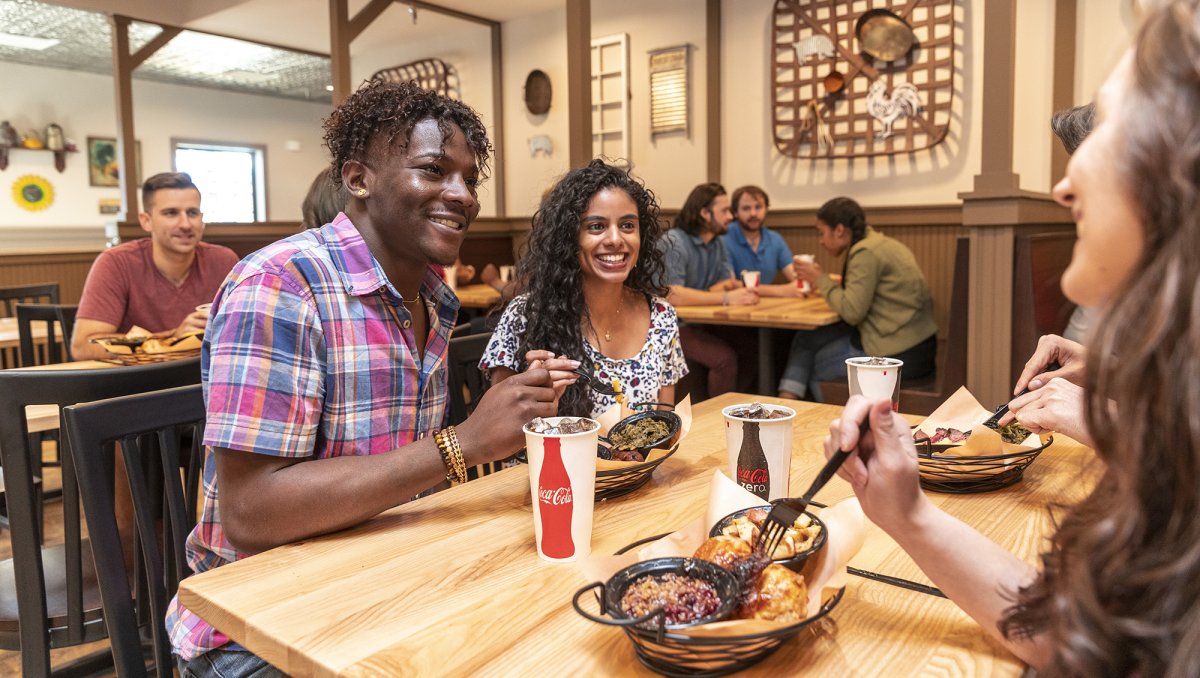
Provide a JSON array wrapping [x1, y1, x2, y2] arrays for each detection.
[[118, 222, 306, 259], [0, 249, 100, 306]]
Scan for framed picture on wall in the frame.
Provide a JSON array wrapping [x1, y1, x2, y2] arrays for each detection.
[[87, 136, 141, 187]]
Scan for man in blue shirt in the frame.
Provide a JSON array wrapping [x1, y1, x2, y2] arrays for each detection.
[[659, 182, 758, 397], [722, 185, 806, 297]]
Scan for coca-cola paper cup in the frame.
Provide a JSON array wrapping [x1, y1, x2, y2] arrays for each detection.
[[795, 254, 814, 293], [845, 357, 903, 409], [741, 270, 760, 289], [524, 417, 599, 563], [721, 403, 796, 501]]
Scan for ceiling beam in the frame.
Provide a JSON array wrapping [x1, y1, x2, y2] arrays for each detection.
[[109, 15, 139, 222], [348, 0, 395, 42], [566, 0, 591, 168], [130, 26, 182, 69]]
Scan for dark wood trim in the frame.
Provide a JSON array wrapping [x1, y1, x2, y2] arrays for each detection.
[[329, 0, 352, 105], [971, 0, 1020, 192], [706, 0, 721, 183], [1051, 0, 1077, 182], [491, 23, 506, 217], [130, 26, 182, 69], [109, 15, 138, 222], [566, 0, 592, 168], [348, 0, 394, 40], [407, 0, 498, 27]]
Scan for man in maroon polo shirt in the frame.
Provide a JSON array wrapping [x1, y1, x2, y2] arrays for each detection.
[[72, 172, 239, 360]]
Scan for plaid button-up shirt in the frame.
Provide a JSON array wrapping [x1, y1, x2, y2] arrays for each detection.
[[167, 213, 459, 661]]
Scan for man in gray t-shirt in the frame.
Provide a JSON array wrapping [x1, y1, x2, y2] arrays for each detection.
[[658, 183, 758, 397]]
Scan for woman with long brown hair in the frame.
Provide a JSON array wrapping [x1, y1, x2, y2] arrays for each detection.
[[826, 2, 1200, 674]]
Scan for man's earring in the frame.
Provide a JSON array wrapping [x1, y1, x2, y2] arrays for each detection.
[[356, 188, 367, 197]]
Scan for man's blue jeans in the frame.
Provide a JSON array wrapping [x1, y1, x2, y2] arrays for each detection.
[[777, 323, 864, 400], [177, 649, 287, 678]]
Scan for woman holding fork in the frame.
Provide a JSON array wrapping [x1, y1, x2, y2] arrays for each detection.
[[481, 160, 687, 417]]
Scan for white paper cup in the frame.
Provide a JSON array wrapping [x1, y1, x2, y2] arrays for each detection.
[[194, 303, 211, 314], [741, 270, 760, 289], [846, 357, 903, 408], [500, 265, 515, 283], [795, 254, 814, 293], [523, 418, 599, 562], [722, 404, 796, 501], [444, 265, 458, 292]]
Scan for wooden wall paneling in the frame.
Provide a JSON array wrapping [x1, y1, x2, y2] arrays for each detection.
[[0, 251, 99, 306]]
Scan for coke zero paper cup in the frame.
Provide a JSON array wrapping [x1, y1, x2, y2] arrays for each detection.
[[523, 417, 599, 562], [721, 403, 796, 501]]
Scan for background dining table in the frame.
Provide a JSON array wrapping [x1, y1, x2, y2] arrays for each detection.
[[0, 315, 58, 369], [177, 393, 1098, 676], [675, 297, 841, 394]]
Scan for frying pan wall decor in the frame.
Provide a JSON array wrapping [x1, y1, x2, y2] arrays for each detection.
[[771, 0, 956, 159]]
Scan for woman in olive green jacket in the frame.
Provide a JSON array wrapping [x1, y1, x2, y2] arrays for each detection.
[[780, 197, 937, 400]]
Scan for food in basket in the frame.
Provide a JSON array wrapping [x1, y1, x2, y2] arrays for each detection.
[[990, 420, 1033, 444], [717, 508, 821, 560], [727, 402, 789, 420], [693, 535, 752, 571], [526, 417, 597, 435], [618, 572, 722, 625], [610, 417, 669, 452], [914, 421, 1033, 447]]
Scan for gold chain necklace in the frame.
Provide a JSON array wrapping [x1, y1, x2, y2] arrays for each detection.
[[603, 292, 624, 342]]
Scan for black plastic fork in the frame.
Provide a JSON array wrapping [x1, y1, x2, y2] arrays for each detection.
[[754, 418, 870, 557], [571, 364, 618, 396]]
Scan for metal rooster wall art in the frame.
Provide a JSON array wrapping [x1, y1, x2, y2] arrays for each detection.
[[866, 81, 923, 139]]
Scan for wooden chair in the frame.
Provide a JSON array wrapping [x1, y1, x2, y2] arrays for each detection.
[[821, 237, 969, 415], [1011, 232, 1077, 385], [0, 358, 201, 677], [0, 283, 59, 319], [16, 303, 77, 367], [64, 385, 206, 678]]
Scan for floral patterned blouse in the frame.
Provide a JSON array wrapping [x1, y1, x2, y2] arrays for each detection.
[[479, 294, 689, 417]]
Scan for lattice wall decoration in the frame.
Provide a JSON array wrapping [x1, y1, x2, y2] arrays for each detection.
[[772, 0, 955, 159], [372, 58, 460, 99]]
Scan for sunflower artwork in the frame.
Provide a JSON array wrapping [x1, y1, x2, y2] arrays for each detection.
[[12, 175, 53, 211]]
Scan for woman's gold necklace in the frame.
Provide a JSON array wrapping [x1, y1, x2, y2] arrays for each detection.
[[603, 293, 624, 342]]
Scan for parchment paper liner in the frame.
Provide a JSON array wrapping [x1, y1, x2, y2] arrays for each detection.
[[914, 386, 1047, 478], [92, 325, 203, 355], [593, 396, 693, 472], [578, 470, 866, 638]]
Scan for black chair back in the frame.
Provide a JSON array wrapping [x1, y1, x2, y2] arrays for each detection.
[[0, 282, 59, 318], [446, 331, 492, 426], [16, 303, 77, 367], [0, 357, 201, 677], [64, 385, 206, 678]]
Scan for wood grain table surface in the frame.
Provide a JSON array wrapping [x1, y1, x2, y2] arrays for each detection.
[[454, 284, 501, 310], [174, 393, 1080, 676], [674, 296, 840, 331]]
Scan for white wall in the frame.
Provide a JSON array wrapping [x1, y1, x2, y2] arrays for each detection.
[[0, 60, 329, 244], [501, 7, 572, 217]]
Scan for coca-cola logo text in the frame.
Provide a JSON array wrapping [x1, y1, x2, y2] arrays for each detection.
[[737, 467, 769, 484], [539, 487, 573, 505]]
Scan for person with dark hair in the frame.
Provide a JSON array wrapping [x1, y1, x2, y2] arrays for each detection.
[[1049, 103, 1095, 156], [659, 182, 759, 397], [166, 79, 573, 676], [721, 185, 805, 297], [300, 168, 346, 229], [72, 171, 239, 360], [782, 196, 937, 400], [826, 3, 1200, 673], [481, 159, 687, 417]]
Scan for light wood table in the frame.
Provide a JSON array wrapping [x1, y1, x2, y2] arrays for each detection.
[[178, 393, 1057, 676], [675, 297, 841, 394], [0, 316, 59, 369], [455, 284, 501, 310]]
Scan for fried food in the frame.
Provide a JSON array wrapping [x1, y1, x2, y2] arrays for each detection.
[[719, 509, 820, 560], [737, 563, 808, 623], [694, 536, 753, 571]]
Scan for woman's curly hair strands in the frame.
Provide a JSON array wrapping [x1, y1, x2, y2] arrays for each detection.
[[321, 79, 492, 185], [516, 159, 668, 417]]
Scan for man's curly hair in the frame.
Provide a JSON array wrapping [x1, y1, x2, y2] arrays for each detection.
[[513, 159, 668, 417], [322, 79, 492, 185]]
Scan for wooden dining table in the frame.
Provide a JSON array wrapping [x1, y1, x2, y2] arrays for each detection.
[[178, 392, 1093, 676], [0, 315, 59, 369], [675, 297, 841, 394], [455, 283, 502, 310]]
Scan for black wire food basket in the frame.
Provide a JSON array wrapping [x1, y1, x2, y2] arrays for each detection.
[[916, 436, 1054, 493], [571, 535, 843, 676], [596, 404, 682, 501]]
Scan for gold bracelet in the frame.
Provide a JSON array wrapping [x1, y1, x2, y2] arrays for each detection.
[[435, 427, 467, 484]]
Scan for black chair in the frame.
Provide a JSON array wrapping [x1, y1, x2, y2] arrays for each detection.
[[64, 385, 206, 678], [446, 331, 499, 479], [0, 357, 201, 677], [16, 303, 77, 367], [0, 282, 59, 318]]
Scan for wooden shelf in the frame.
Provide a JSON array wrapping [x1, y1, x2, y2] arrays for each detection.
[[0, 146, 74, 173]]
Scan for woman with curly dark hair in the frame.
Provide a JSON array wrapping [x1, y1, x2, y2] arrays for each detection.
[[481, 159, 687, 417], [824, 2, 1200, 675]]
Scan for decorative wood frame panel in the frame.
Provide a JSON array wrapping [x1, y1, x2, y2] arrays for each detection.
[[771, 0, 955, 159], [591, 33, 630, 161], [648, 45, 690, 138]]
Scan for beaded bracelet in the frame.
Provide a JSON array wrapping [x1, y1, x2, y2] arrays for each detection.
[[435, 426, 468, 484]]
